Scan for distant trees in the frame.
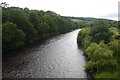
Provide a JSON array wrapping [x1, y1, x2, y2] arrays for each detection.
[[2, 6, 77, 53], [65, 16, 118, 29]]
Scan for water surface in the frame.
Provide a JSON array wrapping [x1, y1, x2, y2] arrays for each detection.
[[3, 29, 87, 78]]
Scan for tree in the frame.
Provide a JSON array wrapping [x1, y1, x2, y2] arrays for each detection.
[[109, 39, 120, 57], [2, 22, 25, 52], [8, 8, 37, 43], [85, 41, 116, 72], [29, 10, 40, 29], [42, 14, 58, 34], [82, 35, 91, 50], [89, 21, 113, 43], [38, 22, 50, 38], [85, 61, 96, 73], [77, 28, 90, 45], [85, 42, 99, 60], [0, 2, 9, 8], [2, 6, 77, 53], [2, 9, 9, 23]]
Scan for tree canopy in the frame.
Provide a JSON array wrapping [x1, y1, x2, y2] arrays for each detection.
[[2, 6, 77, 53]]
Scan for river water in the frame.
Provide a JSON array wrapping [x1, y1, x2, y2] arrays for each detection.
[[2, 29, 87, 78]]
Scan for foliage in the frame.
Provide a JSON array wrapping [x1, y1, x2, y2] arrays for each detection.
[[2, 22, 25, 52], [2, 6, 77, 53], [89, 21, 113, 43], [8, 8, 37, 43], [77, 26, 118, 78], [85, 43, 99, 60], [109, 39, 120, 57], [82, 35, 91, 50], [77, 28, 89, 45], [85, 41, 117, 77], [85, 61, 96, 73]]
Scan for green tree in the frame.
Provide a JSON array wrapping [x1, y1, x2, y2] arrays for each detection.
[[89, 21, 113, 43], [85, 41, 117, 73], [8, 8, 37, 43], [85, 42, 99, 60], [82, 35, 92, 50], [109, 39, 120, 57], [2, 22, 25, 52], [77, 28, 90, 46], [2, 9, 10, 23], [38, 22, 50, 38], [29, 10, 40, 30], [2, 6, 77, 53], [42, 14, 58, 34]]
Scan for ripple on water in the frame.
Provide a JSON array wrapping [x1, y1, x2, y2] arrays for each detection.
[[3, 29, 87, 78]]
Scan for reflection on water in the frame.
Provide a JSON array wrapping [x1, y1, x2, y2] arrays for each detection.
[[3, 29, 87, 78]]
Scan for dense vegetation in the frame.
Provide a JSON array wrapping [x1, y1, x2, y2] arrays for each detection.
[[77, 21, 120, 78], [1, 2, 120, 78], [2, 5, 79, 53]]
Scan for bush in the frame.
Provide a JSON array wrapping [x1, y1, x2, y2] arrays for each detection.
[[85, 61, 96, 73], [109, 39, 120, 57], [85, 43, 98, 59], [82, 35, 92, 50], [85, 41, 117, 75]]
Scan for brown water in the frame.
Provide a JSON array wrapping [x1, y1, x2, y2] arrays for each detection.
[[2, 29, 87, 78]]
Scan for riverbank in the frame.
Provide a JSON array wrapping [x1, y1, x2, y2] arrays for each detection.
[[2, 7, 78, 54], [3, 29, 77, 55], [77, 26, 119, 78]]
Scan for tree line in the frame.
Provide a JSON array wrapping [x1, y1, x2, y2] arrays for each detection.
[[65, 16, 118, 29], [2, 6, 78, 53]]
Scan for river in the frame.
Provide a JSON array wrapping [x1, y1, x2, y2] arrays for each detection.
[[2, 29, 87, 78]]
